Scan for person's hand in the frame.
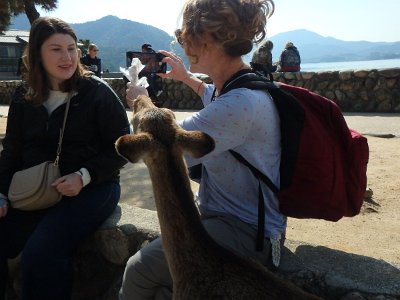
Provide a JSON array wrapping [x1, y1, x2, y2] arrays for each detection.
[[0, 197, 8, 218], [52, 173, 83, 197], [126, 82, 148, 110], [156, 50, 191, 83]]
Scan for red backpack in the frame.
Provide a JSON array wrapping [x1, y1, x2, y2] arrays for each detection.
[[220, 71, 369, 224]]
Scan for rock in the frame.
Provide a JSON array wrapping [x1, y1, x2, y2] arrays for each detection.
[[364, 188, 373, 199]]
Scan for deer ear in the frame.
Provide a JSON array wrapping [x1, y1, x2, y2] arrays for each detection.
[[176, 129, 215, 158], [115, 133, 153, 163]]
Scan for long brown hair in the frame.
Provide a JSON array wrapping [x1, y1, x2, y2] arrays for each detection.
[[26, 16, 89, 104]]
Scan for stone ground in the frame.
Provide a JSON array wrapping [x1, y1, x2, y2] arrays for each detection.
[[1, 107, 399, 269]]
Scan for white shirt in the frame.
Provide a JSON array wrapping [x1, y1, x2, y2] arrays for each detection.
[[179, 84, 287, 239]]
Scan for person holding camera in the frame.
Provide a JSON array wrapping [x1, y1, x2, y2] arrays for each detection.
[[139, 43, 163, 106], [120, 0, 286, 299]]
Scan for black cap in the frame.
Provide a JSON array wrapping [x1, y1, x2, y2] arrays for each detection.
[[141, 43, 152, 50]]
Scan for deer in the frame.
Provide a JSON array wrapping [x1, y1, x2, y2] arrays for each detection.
[[115, 95, 322, 300]]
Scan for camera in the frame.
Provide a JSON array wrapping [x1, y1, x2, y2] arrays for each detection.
[[126, 51, 167, 74]]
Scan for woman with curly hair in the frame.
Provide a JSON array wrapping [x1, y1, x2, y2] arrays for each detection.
[[120, 1, 287, 299]]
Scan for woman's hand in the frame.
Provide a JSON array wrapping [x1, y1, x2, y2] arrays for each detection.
[[156, 50, 191, 83], [0, 197, 8, 218], [126, 82, 148, 110], [156, 50, 205, 95], [52, 173, 83, 197]]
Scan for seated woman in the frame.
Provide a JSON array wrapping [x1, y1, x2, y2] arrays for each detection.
[[119, 0, 287, 299], [251, 39, 277, 80], [0, 17, 129, 300], [277, 42, 301, 72]]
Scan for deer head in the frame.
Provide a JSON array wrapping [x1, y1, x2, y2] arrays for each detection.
[[115, 95, 215, 163]]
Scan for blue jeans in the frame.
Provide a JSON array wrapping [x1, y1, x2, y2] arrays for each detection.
[[0, 182, 120, 300]]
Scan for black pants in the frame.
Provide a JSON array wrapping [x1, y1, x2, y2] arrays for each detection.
[[139, 72, 162, 104]]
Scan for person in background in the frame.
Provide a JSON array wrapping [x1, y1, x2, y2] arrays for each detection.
[[15, 47, 29, 81], [77, 47, 82, 59], [119, 0, 286, 299], [139, 43, 163, 106], [0, 17, 130, 300], [277, 41, 301, 72], [80, 43, 102, 77], [251, 39, 277, 80]]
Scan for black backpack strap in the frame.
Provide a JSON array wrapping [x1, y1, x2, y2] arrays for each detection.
[[229, 150, 279, 193], [222, 71, 280, 193], [217, 70, 304, 251], [229, 150, 278, 252], [223, 71, 303, 190], [219, 71, 281, 251]]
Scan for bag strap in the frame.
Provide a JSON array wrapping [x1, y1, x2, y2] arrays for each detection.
[[54, 92, 73, 166], [219, 70, 280, 193], [216, 70, 281, 251], [229, 150, 279, 193]]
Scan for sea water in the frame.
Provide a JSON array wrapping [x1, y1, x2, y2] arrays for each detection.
[[300, 58, 400, 72]]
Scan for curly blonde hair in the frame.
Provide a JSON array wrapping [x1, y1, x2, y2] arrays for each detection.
[[180, 0, 274, 57]]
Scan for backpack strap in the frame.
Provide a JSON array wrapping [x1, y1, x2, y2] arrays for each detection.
[[215, 70, 303, 253], [217, 70, 281, 251], [220, 70, 281, 194], [221, 70, 304, 191], [229, 150, 277, 252]]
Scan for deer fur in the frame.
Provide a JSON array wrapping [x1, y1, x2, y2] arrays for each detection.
[[115, 95, 322, 300]]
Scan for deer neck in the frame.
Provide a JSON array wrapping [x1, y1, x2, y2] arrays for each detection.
[[144, 147, 216, 276]]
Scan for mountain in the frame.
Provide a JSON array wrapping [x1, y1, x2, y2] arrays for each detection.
[[9, 14, 184, 72], [9, 16, 400, 71], [268, 29, 400, 63]]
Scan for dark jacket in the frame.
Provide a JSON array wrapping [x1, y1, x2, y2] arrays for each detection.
[[0, 76, 130, 195], [80, 54, 102, 77], [278, 46, 301, 72]]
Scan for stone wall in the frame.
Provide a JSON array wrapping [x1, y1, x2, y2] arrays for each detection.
[[272, 69, 400, 112], [1, 68, 399, 112]]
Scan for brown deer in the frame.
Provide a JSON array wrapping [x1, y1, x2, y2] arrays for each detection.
[[115, 95, 322, 300]]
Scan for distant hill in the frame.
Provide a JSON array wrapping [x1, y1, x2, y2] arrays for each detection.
[[9, 14, 184, 72], [269, 29, 400, 63], [10, 16, 400, 71]]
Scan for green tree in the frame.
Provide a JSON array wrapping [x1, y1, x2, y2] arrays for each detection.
[[0, 0, 58, 33]]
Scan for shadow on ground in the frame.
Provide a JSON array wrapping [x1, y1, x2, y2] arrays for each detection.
[[281, 240, 400, 298]]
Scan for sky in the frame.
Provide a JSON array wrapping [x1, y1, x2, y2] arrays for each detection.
[[38, 0, 400, 43]]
